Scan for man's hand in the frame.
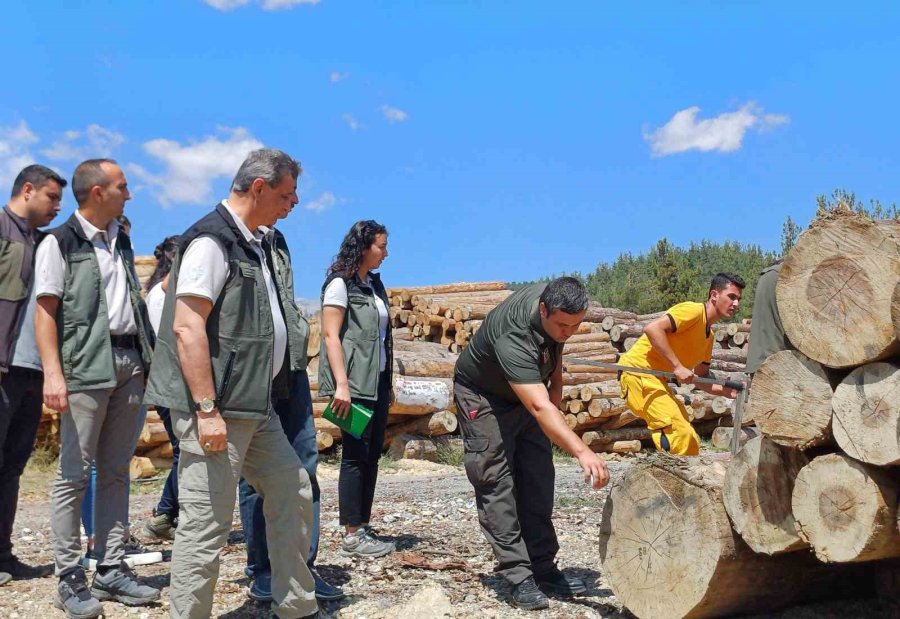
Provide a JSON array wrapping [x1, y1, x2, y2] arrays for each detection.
[[673, 365, 695, 385], [198, 410, 228, 453], [577, 450, 610, 489], [43, 371, 69, 413], [332, 383, 352, 419]]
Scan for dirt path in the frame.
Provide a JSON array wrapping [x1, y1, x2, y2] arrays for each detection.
[[1, 458, 895, 618]]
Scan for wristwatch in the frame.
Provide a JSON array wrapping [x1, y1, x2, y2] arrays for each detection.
[[194, 397, 217, 414]]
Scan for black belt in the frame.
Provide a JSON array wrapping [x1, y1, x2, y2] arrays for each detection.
[[110, 334, 139, 349]]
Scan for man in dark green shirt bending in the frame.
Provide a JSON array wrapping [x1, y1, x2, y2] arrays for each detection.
[[454, 277, 609, 611]]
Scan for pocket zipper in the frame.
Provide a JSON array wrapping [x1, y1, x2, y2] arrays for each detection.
[[217, 349, 238, 402]]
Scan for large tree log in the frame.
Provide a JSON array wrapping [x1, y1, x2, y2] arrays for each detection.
[[832, 362, 900, 466], [749, 350, 833, 448], [776, 215, 900, 368], [581, 427, 650, 446], [590, 439, 641, 454], [599, 453, 871, 619], [391, 376, 453, 415], [383, 410, 457, 445], [792, 453, 900, 562], [722, 436, 809, 555]]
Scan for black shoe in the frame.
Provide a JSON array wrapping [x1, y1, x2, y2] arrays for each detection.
[[91, 564, 161, 606], [249, 570, 273, 602], [510, 576, 550, 610], [55, 568, 103, 619], [534, 568, 587, 597], [0, 556, 51, 579], [311, 567, 345, 601]]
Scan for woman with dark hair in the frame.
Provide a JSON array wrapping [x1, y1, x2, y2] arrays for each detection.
[[319, 220, 394, 558], [142, 235, 182, 540]]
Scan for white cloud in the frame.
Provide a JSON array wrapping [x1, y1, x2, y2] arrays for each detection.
[[380, 105, 409, 124], [42, 124, 125, 161], [0, 121, 39, 192], [341, 113, 361, 132], [204, 0, 319, 10], [304, 191, 338, 212], [330, 71, 349, 83], [644, 102, 789, 157], [128, 127, 263, 207]]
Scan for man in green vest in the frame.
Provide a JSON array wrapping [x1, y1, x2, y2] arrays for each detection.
[[144, 149, 319, 619], [34, 159, 160, 619]]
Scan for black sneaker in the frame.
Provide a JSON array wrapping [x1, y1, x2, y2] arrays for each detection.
[[55, 568, 103, 619], [534, 568, 587, 597], [510, 576, 550, 610], [0, 555, 50, 579], [91, 564, 161, 606], [311, 567, 345, 601]]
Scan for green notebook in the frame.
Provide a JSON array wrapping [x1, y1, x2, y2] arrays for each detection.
[[322, 400, 374, 439]]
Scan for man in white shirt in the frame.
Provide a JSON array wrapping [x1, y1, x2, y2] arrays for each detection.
[[34, 159, 159, 618], [143, 148, 319, 619]]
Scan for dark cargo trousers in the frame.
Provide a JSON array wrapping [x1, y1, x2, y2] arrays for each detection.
[[453, 379, 559, 586]]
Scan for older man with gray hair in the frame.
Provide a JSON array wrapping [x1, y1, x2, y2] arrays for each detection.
[[144, 148, 318, 619]]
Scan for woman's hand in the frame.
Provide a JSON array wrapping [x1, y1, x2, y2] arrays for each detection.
[[332, 383, 352, 418]]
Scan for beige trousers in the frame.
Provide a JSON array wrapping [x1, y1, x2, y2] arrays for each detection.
[[168, 410, 317, 619]]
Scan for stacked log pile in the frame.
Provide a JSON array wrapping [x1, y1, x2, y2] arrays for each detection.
[[598, 212, 900, 618]]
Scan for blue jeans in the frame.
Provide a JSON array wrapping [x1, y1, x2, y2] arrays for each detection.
[[154, 407, 179, 517], [239, 371, 320, 574]]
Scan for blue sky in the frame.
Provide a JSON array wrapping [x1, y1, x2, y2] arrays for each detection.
[[2, 1, 899, 297]]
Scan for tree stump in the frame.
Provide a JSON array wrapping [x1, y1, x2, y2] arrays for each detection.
[[749, 350, 833, 448], [792, 453, 900, 563], [598, 453, 865, 618], [776, 215, 900, 368], [832, 362, 900, 466], [722, 436, 809, 555]]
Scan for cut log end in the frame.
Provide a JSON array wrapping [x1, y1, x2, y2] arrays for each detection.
[[792, 453, 900, 563], [832, 362, 900, 466], [723, 436, 809, 555], [749, 350, 833, 448]]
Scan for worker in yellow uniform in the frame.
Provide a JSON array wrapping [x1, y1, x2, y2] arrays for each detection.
[[618, 273, 745, 455]]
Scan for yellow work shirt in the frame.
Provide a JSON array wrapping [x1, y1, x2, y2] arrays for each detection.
[[619, 301, 714, 373]]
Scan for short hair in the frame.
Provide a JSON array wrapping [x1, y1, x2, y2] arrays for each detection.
[[10, 164, 67, 198], [540, 276, 589, 314], [708, 272, 746, 298], [72, 158, 117, 205], [231, 148, 301, 193]]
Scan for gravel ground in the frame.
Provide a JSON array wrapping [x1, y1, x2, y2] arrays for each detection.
[[1, 455, 895, 618]]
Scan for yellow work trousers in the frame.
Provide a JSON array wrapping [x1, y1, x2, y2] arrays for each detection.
[[619, 372, 700, 456]]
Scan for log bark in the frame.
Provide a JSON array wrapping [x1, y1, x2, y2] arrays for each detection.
[[776, 215, 900, 368], [792, 453, 900, 562], [722, 436, 809, 555], [894, 280, 900, 340], [832, 362, 900, 466], [599, 453, 871, 619], [749, 350, 833, 448]]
